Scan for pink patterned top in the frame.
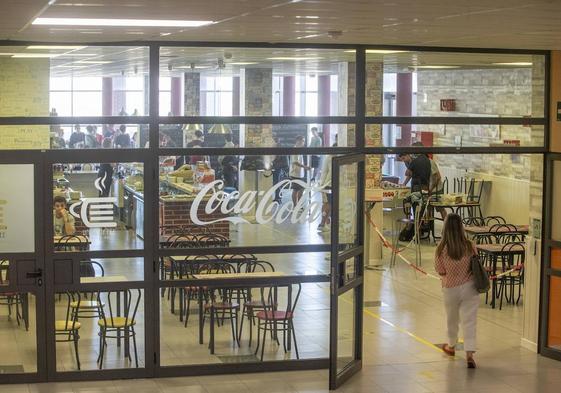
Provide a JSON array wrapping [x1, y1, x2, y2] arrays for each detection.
[[434, 245, 475, 288]]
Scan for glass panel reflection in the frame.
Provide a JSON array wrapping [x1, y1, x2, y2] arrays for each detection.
[[160, 282, 328, 365], [53, 162, 144, 252], [55, 289, 144, 371], [366, 51, 545, 119], [0, 291, 37, 373], [336, 290, 355, 375], [158, 155, 334, 248], [338, 162, 359, 251], [160, 47, 355, 116]]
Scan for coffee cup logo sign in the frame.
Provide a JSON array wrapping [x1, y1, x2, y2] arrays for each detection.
[[190, 180, 327, 225], [69, 173, 118, 228]]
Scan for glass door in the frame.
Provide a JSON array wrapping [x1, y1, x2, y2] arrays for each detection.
[[329, 153, 364, 390], [0, 152, 46, 383], [541, 154, 561, 360]]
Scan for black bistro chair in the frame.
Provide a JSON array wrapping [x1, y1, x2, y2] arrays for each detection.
[[96, 289, 142, 369], [497, 242, 525, 310], [55, 292, 82, 370], [254, 283, 302, 361]]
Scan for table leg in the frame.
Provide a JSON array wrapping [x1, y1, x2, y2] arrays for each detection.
[[198, 290, 204, 344], [117, 291, 122, 347], [491, 255, 497, 309], [210, 306, 215, 355]]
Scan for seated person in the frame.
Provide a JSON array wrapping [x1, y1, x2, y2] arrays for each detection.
[[53, 195, 76, 236]]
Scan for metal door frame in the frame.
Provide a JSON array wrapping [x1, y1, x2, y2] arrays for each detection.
[[0, 151, 47, 383], [329, 153, 365, 390], [539, 152, 561, 361]]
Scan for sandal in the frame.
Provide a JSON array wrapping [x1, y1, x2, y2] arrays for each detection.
[[440, 344, 455, 356]]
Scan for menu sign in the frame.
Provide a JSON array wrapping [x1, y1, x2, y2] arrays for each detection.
[[0, 126, 50, 150], [0, 165, 35, 252]]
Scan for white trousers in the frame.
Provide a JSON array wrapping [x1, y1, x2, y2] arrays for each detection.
[[442, 280, 480, 352]]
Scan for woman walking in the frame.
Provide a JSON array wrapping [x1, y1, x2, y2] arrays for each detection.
[[434, 213, 480, 368]]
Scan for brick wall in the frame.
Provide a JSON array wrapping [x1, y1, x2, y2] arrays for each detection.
[[159, 199, 230, 237]]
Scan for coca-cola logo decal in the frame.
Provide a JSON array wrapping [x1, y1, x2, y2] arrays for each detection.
[[190, 179, 329, 225]]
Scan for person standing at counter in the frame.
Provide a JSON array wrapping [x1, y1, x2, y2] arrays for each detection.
[[97, 139, 114, 198], [114, 125, 131, 148], [69, 124, 85, 149], [309, 127, 322, 182], [53, 196, 76, 236], [398, 153, 431, 193], [85, 125, 99, 148]]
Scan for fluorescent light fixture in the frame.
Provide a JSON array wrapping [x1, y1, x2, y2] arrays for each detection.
[[27, 45, 86, 50], [492, 62, 532, 66], [345, 49, 408, 54], [76, 60, 113, 64], [229, 62, 258, 65], [33, 17, 213, 27], [267, 56, 323, 61], [295, 15, 320, 19], [414, 65, 460, 69], [176, 65, 211, 69], [56, 65, 88, 68], [58, 53, 98, 57], [0, 53, 17, 56], [11, 53, 60, 58]]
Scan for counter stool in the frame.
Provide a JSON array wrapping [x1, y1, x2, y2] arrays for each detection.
[[390, 217, 421, 268]]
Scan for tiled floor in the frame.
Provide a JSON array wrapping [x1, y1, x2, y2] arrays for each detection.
[[2, 204, 560, 391]]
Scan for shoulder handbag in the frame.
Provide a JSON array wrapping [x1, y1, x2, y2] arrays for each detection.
[[470, 252, 490, 294]]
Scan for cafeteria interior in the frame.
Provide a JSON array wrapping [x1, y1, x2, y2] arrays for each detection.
[[0, 44, 557, 392]]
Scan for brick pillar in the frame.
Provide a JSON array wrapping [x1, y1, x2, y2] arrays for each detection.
[[170, 76, 182, 116], [184, 73, 200, 116], [102, 77, 113, 116], [283, 76, 295, 116], [243, 68, 273, 147], [396, 73, 413, 147]]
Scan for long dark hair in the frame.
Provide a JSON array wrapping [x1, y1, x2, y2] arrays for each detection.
[[436, 213, 472, 260]]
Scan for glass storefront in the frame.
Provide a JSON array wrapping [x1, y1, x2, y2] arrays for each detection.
[[0, 43, 550, 384]]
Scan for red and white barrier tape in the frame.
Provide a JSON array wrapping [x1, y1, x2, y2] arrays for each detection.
[[365, 211, 524, 282]]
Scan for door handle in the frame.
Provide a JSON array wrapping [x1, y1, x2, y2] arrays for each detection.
[[26, 268, 43, 278]]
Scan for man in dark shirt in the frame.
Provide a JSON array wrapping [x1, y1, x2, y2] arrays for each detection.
[[68, 124, 85, 148], [113, 125, 131, 148], [398, 153, 431, 192]]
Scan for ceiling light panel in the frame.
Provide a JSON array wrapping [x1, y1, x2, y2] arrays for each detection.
[[32, 18, 213, 27]]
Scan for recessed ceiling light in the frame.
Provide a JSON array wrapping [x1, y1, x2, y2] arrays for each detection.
[[27, 45, 86, 50], [176, 65, 211, 69], [492, 62, 533, 66], [33, 17, 214, 27], [295, 15, 320, 19], [160, 32, 172, 36], [76, 60, 113, 64], [344, 49, 408, 54], [414, 65, 460, 69], [229, 62, 258, 65], [267, 56, 324, 61], [12, 53, 60, 58]]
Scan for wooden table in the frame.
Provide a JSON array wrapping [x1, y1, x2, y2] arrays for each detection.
[[476, 244, 525, 309], [430, 201, 482, 219], [465, 225, 529, 237], [166, 255, 257, 319], [192, 271, 286, 354], [81, 275, 128, 284], [53, 235, 91, 251], [159, 235, 231, 248]]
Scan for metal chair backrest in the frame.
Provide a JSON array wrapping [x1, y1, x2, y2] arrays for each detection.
[[485, 216, 507, 226], [500, 242, 525, 269], [259, 283, 301, 320], [97, 288, 141, 329], [473, 234, 493, 245], [242, 260, 275, 273], [79, 260, 105, 278], [61, 292, 81, 330], [462, 216, 485, 226], [197, 233, 229, 248], [56, 235, 86, 251]]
